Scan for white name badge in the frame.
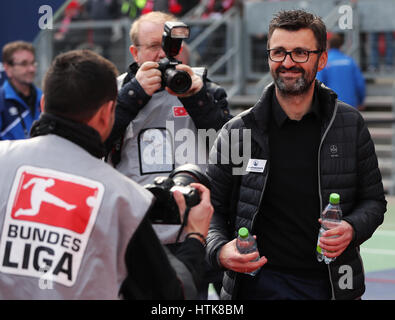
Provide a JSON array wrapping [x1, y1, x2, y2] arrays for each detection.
[[246, 159, 267, 173]]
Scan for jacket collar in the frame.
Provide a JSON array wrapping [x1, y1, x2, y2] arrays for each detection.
[[250, 82, 275, 134], [272, 89, 321, 127], [251, 80, 338, 133], [3, 79, 42, 110], [30, 112, 106, 159]]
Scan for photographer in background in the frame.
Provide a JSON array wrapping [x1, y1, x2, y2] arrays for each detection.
[[105, 11, 229, 299], [0, 49, 213, 299], [106, 11, 231, 185]]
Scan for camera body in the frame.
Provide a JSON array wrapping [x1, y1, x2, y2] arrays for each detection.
[[144, 164, 210, 224], [158, 21, 192, 94]]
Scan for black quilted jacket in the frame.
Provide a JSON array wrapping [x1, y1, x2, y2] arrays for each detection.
[[206, 81, 387, 300]]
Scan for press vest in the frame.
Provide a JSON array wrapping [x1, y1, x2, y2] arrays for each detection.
[[115, 86, 209, 244], [0, 135, 153, 299], [116, 89, 208, 186]]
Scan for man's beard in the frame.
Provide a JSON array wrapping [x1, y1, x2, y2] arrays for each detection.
[[271, 63, 318, 96]]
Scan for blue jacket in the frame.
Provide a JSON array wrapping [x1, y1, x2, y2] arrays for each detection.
[[317, 49, 365, 108], [0, 80, 42, 140]]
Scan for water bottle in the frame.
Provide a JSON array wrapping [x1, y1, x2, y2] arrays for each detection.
[[316, 193, 342, 264], [236, 227, 261, 276]]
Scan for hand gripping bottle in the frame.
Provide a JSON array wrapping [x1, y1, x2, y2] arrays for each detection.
[[316, 193, 342, 264], [236, 227, 261, 276]]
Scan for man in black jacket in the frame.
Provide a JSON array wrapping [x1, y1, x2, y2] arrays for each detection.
[[206, 9, 386, 300]]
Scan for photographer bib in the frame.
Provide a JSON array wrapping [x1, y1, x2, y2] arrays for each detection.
[[115, 90, 208, 244], [116, 90, 208, 186]]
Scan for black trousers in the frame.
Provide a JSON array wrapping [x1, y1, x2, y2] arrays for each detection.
[[237, 267, 332, 300]]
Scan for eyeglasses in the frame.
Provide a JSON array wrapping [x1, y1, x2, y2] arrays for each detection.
[[11, 61, 38, 68], [267, 48, 322, 63], [136, 43, 163, 52]]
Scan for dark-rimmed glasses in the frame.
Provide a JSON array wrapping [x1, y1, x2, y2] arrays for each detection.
[[267, 48, 322, 63]]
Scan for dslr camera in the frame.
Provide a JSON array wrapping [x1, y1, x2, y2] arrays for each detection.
[[144, 164, 210, 224], [157, 21, 192, 94]]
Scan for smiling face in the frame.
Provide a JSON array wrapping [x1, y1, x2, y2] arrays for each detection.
[[268, 28, 327, 97]]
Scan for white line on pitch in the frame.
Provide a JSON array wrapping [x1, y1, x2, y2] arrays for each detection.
[[361, 247, 395, 256]]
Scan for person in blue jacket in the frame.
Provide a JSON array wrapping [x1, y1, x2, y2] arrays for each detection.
[[317, 33, 365, 110], [0, 41, 42, 140]]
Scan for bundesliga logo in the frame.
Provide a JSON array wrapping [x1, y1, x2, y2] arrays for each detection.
[[0, 166, 104, 287]]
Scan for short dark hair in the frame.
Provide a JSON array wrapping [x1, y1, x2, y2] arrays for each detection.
[[2, 41, 35, 65], [268, 10, 327, 52], [43, 50, 118, 121]]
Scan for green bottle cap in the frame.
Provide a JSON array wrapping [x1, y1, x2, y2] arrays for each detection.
[[238, 227, 249, 239], [329, 193, 340, 205]]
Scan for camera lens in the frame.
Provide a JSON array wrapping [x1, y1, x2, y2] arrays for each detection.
[[164, 69, 192, 94], [170, 164, 211, 189], [172, 172, 197, 187], [144, 164, 210, 225]]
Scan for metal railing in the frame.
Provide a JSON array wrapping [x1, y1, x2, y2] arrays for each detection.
[[34, 7, 244, 97], [184, 7, 243, 98], [362, 82, 395, 195], [34, 17, 132, 85]]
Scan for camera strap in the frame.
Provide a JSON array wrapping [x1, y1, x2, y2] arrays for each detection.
[[175, 206, 191, 243]]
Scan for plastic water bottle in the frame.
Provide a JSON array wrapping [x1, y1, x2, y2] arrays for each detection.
[[236, 227, 260, 276], [316, 193, 342, 264]]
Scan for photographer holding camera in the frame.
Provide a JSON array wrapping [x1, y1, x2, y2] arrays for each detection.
[[0, 49, 213, 299], [105, 11, 229, 299], [105, 11, 231, 186]]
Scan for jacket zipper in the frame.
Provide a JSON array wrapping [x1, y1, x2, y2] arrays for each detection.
[[251, 163, 269, 230], [317, 100, 338, 299], [233, 129, 269, 299], [233, 163, 269, 299]]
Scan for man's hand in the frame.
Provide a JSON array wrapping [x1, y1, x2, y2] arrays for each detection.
[[218, 238, 268, 274], [318, 220, 354, 258], [135, 61, 162, 96], [166, 64, 203, 98], [173, 183, 213, 243]]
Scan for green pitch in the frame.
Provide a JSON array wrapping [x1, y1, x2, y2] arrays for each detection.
[[361, 196, 395, 272]]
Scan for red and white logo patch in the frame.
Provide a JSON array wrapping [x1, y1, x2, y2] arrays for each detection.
[[173, 106, 189, 117], [11, 171, 100, 234], [0, 166, 104, 287]]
